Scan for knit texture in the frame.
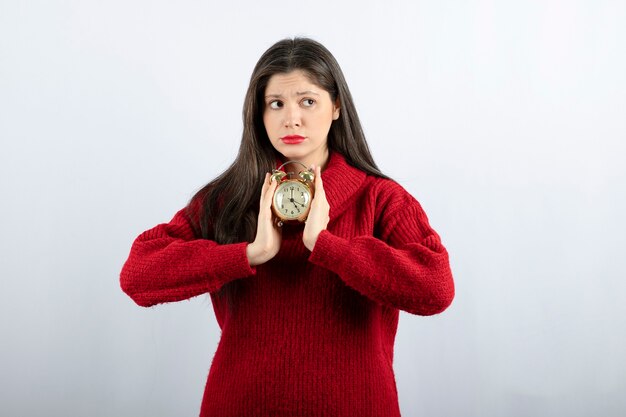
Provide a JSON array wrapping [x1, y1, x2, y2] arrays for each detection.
[[120, 152, 454, 417]]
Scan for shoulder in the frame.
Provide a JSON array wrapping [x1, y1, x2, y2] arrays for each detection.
[[357, 174, 439, 243], [362, 175, 422, 211], [359, 174, 433, 233]]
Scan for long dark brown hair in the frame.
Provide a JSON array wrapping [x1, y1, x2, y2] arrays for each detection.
[[188, 37, 388, 245]]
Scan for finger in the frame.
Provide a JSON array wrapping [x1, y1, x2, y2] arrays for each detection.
[[267, 174, 278, 195], [314, 165, 324, 194], [260, 173, 270, 201], [262, 174, 278, 208]]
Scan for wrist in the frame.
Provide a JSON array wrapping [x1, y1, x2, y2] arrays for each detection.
[[304, 229, 323, 251], [304, 238, 315, 252], [246, 241, 274, 266], [246, 243, 261, 266]]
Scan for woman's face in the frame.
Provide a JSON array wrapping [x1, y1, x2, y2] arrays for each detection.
[[263, 70, 340, 168]]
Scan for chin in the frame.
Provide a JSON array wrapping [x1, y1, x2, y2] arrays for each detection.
[[278, 148, 307, 161]]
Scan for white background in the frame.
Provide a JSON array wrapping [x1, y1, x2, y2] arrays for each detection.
[[1, 1, 625, 416]]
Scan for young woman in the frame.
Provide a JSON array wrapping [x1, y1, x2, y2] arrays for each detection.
[[120, 37, 454, 417]]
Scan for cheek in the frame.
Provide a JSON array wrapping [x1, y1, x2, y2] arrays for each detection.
[[312, 111, 334, 133], [320, 107, 335, 123], [262, 112, 269, 129], [262, 113, 274, 136]]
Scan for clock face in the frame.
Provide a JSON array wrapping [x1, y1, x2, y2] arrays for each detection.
[[273, 181, 312, 219]]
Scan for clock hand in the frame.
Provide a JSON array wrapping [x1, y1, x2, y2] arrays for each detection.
[[288, 199, 301, 212], [289, 198, 305, 207]]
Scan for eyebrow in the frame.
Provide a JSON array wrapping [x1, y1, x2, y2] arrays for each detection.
[[264, 90, 320, 99]]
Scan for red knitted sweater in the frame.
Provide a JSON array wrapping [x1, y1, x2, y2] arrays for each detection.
[[120, 152, 454, 417]]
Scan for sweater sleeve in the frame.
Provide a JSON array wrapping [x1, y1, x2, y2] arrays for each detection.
[[308, 184, 454, 316], [120, 208, 256, 307]]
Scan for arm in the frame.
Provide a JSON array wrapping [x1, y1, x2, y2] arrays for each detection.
[[120, 208, 256, 307], [308, 185, 454, 316]]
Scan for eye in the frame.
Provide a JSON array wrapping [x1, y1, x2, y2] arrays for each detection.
[[301, 98, 315, 107], [268, 100, 283, 109]]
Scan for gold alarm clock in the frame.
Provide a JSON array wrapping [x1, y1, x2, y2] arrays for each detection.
[[271, 161, 315, 226]]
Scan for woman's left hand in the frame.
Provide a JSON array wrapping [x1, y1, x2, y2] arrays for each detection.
[[303, 165, 330, 251]]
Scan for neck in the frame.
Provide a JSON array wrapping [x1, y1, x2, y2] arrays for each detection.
[[281, 149, 330, 174]]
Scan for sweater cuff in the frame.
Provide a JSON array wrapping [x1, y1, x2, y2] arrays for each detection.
[[201, 241, 256, 283], [308, 230, 350, 274]]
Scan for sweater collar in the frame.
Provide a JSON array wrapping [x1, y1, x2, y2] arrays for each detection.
[[320, 152, 367, 218]]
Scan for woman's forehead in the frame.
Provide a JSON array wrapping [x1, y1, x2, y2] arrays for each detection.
[[265, 70, 325, 96]]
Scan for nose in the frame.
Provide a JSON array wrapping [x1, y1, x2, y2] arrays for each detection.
[[283, 104, 301, 128]]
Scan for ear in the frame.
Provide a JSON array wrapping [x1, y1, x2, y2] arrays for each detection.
[[332, 99, 341, 120]]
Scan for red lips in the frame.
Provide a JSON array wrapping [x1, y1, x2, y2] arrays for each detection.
[[281, 135, 306, 144]]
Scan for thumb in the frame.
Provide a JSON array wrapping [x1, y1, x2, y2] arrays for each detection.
[[314, 165, 324, 194]]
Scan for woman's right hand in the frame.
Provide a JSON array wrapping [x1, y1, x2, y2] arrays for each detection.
[[246, 173, 282, 266]]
